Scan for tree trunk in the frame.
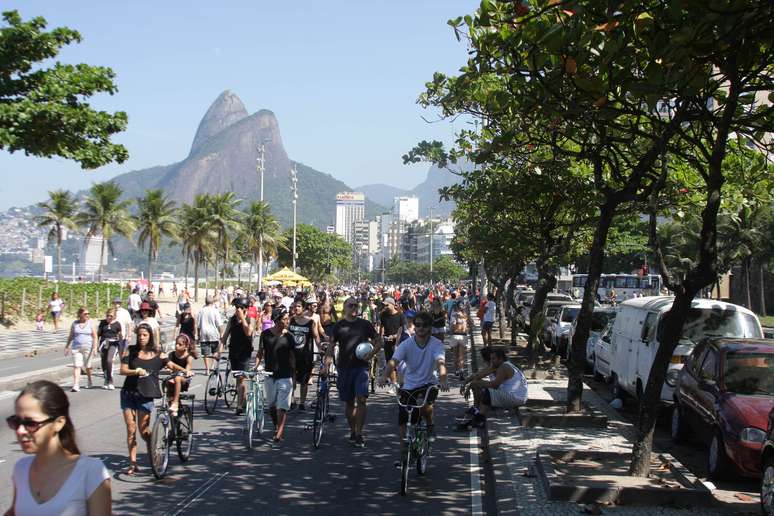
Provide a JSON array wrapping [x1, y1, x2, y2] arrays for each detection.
[[527, 269, 556, 372], [184, 251, 190, 290], [56, 236, 62, 289], [237, 260, 242, 285], [193, 256, 200, 302], [507, 279, 518, 347], [566, 200, 617, 412], [147, 245, 154, 289], [98, 237, 106, 282], [760, 263, 767, 316], [744, 255, 752, 310], [496, 282, 506, 341], [213, 256, 219, 294]]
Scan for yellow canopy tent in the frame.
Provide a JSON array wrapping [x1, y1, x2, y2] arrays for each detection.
[[264, 267, 311, 287]]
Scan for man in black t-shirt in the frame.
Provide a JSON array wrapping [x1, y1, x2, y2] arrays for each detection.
[[379, 298, 405, 385], [257, 308, 295, 442], [324, 297, 377, 448]]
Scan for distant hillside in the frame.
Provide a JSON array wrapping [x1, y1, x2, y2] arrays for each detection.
[[104, 90, 386, 228]]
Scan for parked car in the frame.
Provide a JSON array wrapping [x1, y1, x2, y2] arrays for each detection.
[[672, 338, 774, 480], [524, 291, 573, 329], [568, 306, 618, 367], [593, 320, 616, 380], [608, 296, 762, 403], [538, 300, 573, 349], [546, 303, 581, 357], [760, 406, 774, 515]]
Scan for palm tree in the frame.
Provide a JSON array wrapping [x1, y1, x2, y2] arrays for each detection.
[[35, 190, 78, 284], [77, 182, 135, 282], [206, 192, 242, 286], [244, 201, 283, 291], [181, 195, 217, 302], [135, 189, 180, 286]]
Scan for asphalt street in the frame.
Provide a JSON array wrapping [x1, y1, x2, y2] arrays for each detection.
[[0, 351, 485, 516]]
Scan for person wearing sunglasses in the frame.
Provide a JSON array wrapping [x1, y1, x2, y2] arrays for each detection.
[[64, 306, 98, 392], [379, 311, 449, 447], [325, 296, 378, 448], [7, 380, 111, 515]]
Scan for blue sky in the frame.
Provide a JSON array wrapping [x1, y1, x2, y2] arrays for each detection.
[[0, 1, 479, 210]]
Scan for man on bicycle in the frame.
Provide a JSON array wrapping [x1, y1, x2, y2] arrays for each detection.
[[324, 296, 377, 448], [379, 311, 449, 447], [219, 297, 255, 415], [256, 307, 295, 442]]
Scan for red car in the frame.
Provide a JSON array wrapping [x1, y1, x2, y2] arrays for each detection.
[[672, 338, 774, 479]]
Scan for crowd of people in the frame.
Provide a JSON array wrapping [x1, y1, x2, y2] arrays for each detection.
[[7, 280, 529, 515]]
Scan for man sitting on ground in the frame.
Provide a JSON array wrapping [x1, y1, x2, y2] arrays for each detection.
[[457, 348, 527, 430]]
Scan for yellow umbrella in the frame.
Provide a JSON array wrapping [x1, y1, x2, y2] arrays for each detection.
[[264, 267, 310, 285]]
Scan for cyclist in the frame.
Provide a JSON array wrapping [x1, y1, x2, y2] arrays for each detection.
[[324, 296, 377, 448], [449, 303, 469, 379], [289, 300, 320, 411], [256, 307, 295, 443], [457, 348, 528, 430], [219, 297, 255, 415], [166, 334, 195, 416], [379, 311, 448, 449], [430, 299, 447, 345], [197, 295, 224, 376]]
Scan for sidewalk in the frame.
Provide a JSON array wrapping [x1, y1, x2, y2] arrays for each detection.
[[469, 316, 748, 516]]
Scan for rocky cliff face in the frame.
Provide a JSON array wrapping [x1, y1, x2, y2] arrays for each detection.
[[109, 91, 385, 227]]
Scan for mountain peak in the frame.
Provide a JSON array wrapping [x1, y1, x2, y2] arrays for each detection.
[[189, 90, 248, 155]]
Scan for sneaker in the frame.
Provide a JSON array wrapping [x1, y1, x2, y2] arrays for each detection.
[[353, 435, 365, 448], [298, 403, 306, 411], [428, 425, 437, 443], [348, 431, 357, 443], [108, 384, 115, 390], [102, 384, 110, 390], [71, 385, 80, 392], [87, 379, 93, 389]]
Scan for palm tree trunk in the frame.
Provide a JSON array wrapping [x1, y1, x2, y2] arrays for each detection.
[[193, 255, 200, 302], [205, 260, 210, 299], [56, 235, 62, 289], [214, 255, 219, 293], [147, 245, 154, 289], [760, 263, 767, 316], [184, 250, 190, 290], [98, 237, 106, 282], [237, 259, 242, 285], [248, 261, 253, 292]]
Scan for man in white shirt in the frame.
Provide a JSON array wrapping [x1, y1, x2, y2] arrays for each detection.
[[379, 311, 448, 447], [482, 292, 496, 346], [113, 297, 133, 353], [197, 294, 225, 375], [127, 289, 142, 323]]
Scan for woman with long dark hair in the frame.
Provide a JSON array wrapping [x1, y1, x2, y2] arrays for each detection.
[[119, 323, 189, 475], [6, 380, 111, 515]]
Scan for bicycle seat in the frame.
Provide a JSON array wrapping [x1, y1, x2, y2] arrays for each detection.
[[179, 394, 195, 401]]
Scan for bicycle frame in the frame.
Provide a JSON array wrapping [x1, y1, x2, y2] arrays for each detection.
[[396, 385, 439, 495], [311, 352, 336, 449], [233, 368, 272, 449]]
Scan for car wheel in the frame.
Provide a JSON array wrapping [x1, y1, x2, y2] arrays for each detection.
[[761, 455, 774, 516], [708, 430, 731, 480], [670, 401, 689, 444], [592, 358, 604, 382], [611, 374, 626, 401], [635, 379, 644, 402]]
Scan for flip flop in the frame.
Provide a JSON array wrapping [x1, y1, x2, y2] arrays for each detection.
[[125, 463, 139, 476]]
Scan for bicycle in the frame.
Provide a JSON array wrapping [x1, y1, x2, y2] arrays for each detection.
[[204, 354, 237, 414], [148, 371, 195, 480], [368, 353, 379, 394], [396, 385, 439, 496], [232, 368, 272, 450], [310, 352, 336, 449]]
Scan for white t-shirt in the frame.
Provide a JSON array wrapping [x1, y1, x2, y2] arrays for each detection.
[[484, 300, 497, 323], [115, 307, 132, 339], [48, 299, 64, 313], [13, 456, 109, 516], [197, 305, 224, 342], [128, 293, 142, 311], [392, 336, 445, 390]]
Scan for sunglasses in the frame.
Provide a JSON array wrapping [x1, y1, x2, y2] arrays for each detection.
[[413, 323, 428, 328], [6, 415, 56, 433]]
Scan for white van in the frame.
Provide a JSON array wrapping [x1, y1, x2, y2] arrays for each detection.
[[608, 296, 762, 403]]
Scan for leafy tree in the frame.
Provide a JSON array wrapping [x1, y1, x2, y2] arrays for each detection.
[[180, 195, 216, 301], [135, 189, 179, 286], [431, 256, 467, 283], [77, 182, 135, 282], [277, 224, 352, 281], [243, 201, 284, 291], [205, 193, 242, 286], [35, 190, 78, 283], [0, 11, 128, 168]]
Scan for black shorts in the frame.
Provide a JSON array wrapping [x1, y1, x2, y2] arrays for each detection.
[[383, 338, 397, 362], [293, 349, 314, 383], [398, 384, 438, 426], [229, 353, 251, 373]]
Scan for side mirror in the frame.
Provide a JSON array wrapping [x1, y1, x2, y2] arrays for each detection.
[[701, 378, 719, 393]]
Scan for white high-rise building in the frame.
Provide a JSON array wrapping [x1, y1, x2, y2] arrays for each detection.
[[393, 196, 419, 223], [335, 192, 365, 243]]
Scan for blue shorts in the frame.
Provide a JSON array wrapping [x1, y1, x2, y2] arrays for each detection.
[[120, 390, 154, 413], [337, 367, 369, 403], [482, 321, 494, 331]]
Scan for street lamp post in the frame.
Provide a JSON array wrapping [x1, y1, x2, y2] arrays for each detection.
[[429, 207, 434, 284], [256, 144, 265, 292], [290, 164, 298, 272]]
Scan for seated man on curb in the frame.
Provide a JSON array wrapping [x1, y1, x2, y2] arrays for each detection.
[[457, 348, 528, 430]]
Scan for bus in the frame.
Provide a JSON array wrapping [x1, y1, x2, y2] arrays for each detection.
[[572, 273, 661, 303]]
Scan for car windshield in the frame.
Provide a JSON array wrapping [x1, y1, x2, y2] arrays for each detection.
[[679, 307, 762, 342], [591, 311, 616, 331], [724, 352, 774, 395], [561, 307, 581, 322], [546, 307, 561, 318]]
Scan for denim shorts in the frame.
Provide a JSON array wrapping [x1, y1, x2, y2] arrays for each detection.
[[337, 367, 369, 403], [200, 341, 219, 357], [120, 389, 154, 413]]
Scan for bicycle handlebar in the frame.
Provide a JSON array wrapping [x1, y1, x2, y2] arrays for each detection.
[[396, 385, 440, 410], [232, 369, 273, 379]]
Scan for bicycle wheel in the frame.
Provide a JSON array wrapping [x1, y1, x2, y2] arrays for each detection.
[[176, 405, 194, 462], [417, 433, 429, 475], [224, 363, 237, 408], [244, 394, 255, 450], [400, 437, 412, 496], [149, 414, 171, 479], [312, 390, 326, 449], [204, 371, 220, 415]]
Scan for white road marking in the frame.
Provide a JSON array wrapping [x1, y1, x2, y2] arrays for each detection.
[[0, 366, 20, 372], [469, 429, 484, 516], [166, 471, 229, 516]]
